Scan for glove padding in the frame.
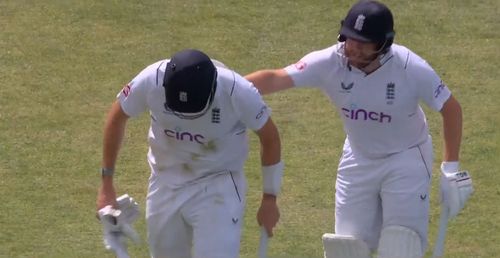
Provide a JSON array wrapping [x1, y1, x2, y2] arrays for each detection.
[[98, 194, 140, 258], [440, 162, 474, 218]]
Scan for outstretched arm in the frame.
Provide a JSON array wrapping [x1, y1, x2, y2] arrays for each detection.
[[245, 69, 295, 95], [97, 101, 130, 211]]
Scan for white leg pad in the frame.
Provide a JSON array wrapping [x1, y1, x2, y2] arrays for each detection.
[[377, 225, 422, 258], [322, 233, 372, 258]]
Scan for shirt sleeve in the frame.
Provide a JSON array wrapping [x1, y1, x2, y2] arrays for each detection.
[[116, 63, 159, 117], [230, 72, 271, 131], [410, 55, 451, 111], [284, 47, 336, 89]]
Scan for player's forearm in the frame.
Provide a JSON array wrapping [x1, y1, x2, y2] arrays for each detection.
[[257, 118, 283, 198], [261, 140, 281, 166], [102, 101, 128, 170], [245, 69, 293, 95], [102, 127, 125, 170], [440, 96, 462, 161], [257, 119, 281, 166], [98, 102, 127, 208]]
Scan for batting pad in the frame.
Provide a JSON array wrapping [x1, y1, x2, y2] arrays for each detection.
[[377, 225, 422, 258], [322, 233, 371, 258]]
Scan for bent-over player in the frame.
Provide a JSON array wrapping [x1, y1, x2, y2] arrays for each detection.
[[97, 49, 283, 258]]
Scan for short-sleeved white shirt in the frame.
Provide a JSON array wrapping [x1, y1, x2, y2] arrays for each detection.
[[117, 60, 270, 187], [285, 43, 451, 157]]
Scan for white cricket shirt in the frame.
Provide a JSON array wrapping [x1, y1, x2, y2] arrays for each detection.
[[117, 60, 270, 187], [285, 43, 451, 157]]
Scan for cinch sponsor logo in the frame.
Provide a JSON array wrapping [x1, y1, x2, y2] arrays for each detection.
[[341, 107, 392, 123], [164, 129, 205, 144]]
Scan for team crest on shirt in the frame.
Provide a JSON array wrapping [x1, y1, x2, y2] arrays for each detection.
[[340, 82, 354, 92], [211, 107, 220, 123], [386, 82, 395, 104]]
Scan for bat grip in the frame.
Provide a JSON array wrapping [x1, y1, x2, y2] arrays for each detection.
[[258, 227, 269, 258], [432, 205, 450, 258]]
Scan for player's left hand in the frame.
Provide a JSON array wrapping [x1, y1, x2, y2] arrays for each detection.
[[257, 194, 280, 237], [440, 162, 474, 218]]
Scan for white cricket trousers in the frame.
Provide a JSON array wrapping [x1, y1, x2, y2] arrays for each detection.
[[146, 171, 247, 258], [335, 136, 433, 253]]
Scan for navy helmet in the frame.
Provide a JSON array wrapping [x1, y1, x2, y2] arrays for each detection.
[[338, 0, 395, 52], [163, 49, 217, 119]]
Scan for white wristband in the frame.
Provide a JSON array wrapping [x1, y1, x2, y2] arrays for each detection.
[[441, 161, 459, 174], [262, 161, 284, 196]]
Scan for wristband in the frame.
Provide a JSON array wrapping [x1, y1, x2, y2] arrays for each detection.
[[441, 161, 459, 174], [101, 168, 115, 176], [262, 161, 284, 196]]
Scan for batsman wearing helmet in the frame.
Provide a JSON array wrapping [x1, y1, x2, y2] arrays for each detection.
[[246, 1, 473, 257], [97, 49, 283, 258]]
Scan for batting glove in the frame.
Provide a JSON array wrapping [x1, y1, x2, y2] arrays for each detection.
[[98, 194, 141, 258], [440, 161, 474, 218], [116, 194, 140, 224]]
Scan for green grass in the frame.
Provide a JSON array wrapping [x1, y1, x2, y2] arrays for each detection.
[[1, 0, 499, 257]]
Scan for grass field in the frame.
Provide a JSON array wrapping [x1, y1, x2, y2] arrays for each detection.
[[1, 0, 499, 257]]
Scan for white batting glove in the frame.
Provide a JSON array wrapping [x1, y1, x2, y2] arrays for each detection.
[[98, 195, 141, 258], [440, 162, 474, 218], [116, 194, 140, 224]]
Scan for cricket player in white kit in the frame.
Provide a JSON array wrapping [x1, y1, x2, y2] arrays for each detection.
[[246, 1, 473, 257], [97, 49, 284, 258]]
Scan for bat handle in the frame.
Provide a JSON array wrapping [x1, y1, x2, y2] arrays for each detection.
[[432, 205, 449, 258], [258, 227, 269, 258]]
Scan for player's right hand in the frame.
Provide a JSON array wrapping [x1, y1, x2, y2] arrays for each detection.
[[96, 185, 118, 216], [95, 190, 134, 257], [98, 204, 140, 258]]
